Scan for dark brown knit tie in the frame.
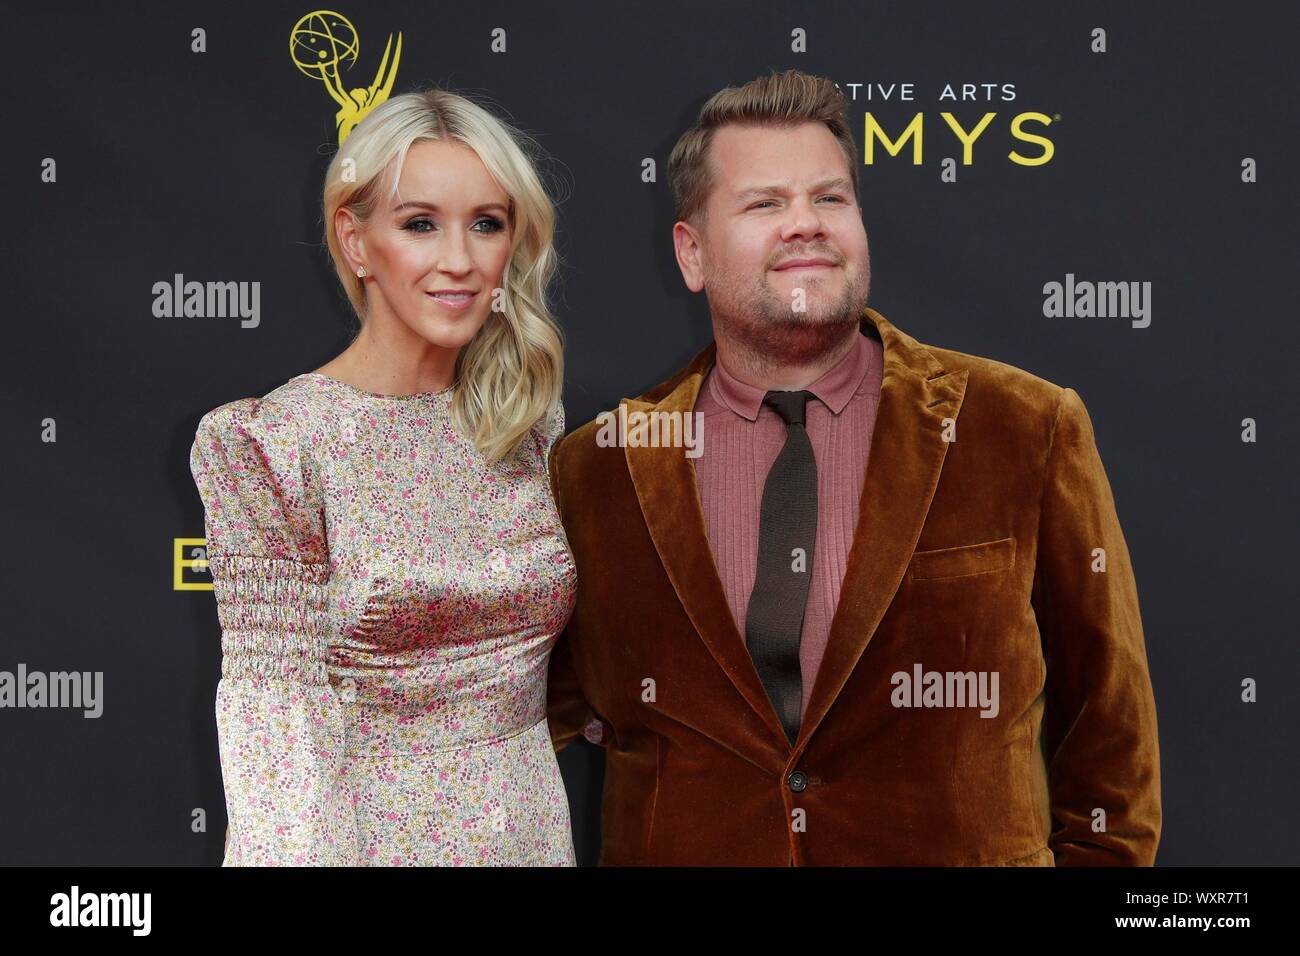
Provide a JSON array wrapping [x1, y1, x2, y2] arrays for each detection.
[[744, 389, 818, 745]]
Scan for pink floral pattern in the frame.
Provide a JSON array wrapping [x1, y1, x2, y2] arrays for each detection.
[[190, 373, 577, 866]]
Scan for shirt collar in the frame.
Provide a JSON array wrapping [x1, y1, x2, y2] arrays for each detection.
[[707, 330, 873, 422]]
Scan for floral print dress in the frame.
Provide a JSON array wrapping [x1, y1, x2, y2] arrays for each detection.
[[189, 373, 577, 865]]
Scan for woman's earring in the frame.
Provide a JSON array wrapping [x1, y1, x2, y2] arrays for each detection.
[[356, 266, 367, 278]]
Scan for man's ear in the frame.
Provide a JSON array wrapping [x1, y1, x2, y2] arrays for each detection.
[[673, 219, 706, 293]]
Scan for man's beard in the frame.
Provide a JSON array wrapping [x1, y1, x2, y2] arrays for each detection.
[[706, 261, 871, 371]]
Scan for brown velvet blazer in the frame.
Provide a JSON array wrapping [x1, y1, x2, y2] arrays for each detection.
[[546, 308, 1161, 866]]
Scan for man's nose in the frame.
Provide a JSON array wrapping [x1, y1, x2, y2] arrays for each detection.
[[780, 198, 828, 241]]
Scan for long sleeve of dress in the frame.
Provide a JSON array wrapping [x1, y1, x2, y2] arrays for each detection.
[[190, 397, 359, 866]]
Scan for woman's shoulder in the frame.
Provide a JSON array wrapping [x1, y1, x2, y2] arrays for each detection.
[[191, 376, 346, 486], [189, 377, 332, 563], [197, 375, 336, 437], [522, 398, 566, 473], [532, 398, 565, 442]]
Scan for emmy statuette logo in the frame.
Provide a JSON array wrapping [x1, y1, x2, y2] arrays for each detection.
[[289, 10, 403, 145]]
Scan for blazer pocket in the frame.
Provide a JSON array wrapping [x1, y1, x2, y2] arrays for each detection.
[[908, 536, 1016, 582]]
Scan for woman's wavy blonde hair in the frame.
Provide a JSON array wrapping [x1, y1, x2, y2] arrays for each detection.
[[323, 87, 564, 463]]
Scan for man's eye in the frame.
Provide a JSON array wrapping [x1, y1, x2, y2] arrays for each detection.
[[750, 196, 844, 210]]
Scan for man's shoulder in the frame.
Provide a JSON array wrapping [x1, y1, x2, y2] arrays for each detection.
[[552, 343, 713, 477], [550, 402, 635, 482], [920, 338, 1069, 428], [879, 311, 1069, 424]]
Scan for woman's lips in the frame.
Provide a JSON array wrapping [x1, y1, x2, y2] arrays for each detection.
[[426, 290, 478, 311]]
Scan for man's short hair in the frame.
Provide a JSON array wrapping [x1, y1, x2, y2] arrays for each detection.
[[667, 68, 859, 227]]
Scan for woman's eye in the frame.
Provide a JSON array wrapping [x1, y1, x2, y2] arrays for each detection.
[[403, 217, 504, 234]]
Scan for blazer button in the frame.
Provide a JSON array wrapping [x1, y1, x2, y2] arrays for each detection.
[[787, 771, 808, 792]]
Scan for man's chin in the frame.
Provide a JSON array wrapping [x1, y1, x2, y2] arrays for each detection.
[[735, 310, 862, 363], [763, 307, 863, 335]]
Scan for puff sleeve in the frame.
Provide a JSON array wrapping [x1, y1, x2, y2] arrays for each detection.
[[190, 397, 358, 866]]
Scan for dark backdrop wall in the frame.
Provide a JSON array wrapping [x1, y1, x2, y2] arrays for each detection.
[[1, 0, 1295, 865]]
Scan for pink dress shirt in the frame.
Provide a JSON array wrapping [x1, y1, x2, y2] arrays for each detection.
[[692, 330, 885, 721]]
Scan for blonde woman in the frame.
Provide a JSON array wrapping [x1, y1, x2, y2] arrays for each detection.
[[189, 88, 575, 865]]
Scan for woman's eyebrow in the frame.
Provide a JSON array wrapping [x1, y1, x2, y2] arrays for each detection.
[[392, 200, 509, 214]]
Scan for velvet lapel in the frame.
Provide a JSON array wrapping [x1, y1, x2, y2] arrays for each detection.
[[794, 310, 968, 753], [622, 308, 969, 753], [621, 345, 785, 742]]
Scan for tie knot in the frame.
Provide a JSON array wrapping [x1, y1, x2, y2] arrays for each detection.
[[763, 389, 815, 427]]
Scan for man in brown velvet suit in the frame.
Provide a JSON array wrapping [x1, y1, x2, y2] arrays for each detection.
[[546, 69, 1161, 865]]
